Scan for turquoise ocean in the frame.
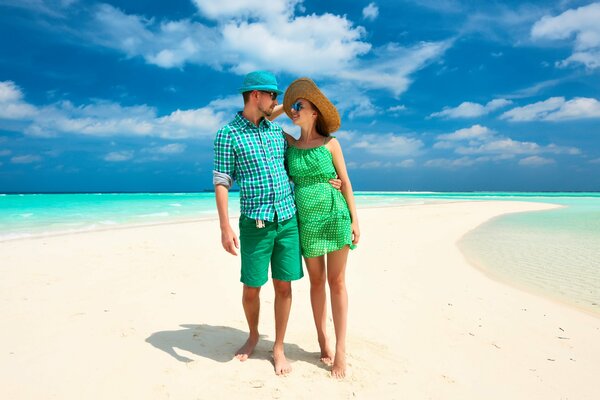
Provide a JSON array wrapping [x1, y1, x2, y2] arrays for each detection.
[[1, 192, 599, 316]]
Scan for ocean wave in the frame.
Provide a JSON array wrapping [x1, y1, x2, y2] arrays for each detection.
[[169, 203, 182, 207], [136, 212, 170, 218]]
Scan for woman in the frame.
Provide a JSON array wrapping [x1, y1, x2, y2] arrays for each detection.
[[273, 77, 359, 378]]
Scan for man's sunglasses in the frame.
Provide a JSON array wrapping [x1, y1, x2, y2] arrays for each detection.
[[291, 101, 304, 112], [259, 91, 278, 100]]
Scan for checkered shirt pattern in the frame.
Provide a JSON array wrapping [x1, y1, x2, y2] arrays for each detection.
[[213, 112, 296, 222]]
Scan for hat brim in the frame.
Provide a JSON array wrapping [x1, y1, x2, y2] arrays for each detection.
[[239, 85, 283, 95], [283, 78, 340, 134]]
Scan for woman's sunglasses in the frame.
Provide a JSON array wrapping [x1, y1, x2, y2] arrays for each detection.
[[291, 101, 304, 112]]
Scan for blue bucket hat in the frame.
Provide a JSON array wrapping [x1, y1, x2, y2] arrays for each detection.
[[238, 70, 283, 94]]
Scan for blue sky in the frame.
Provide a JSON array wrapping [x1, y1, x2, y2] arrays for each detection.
[[1, 0, 599, 192]]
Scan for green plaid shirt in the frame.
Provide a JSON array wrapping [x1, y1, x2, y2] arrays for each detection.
[[213, 112, 296, 222]]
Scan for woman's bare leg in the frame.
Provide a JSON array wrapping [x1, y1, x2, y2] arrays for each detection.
[[304, 255, 334, 364], [327, 246, 349, 378]]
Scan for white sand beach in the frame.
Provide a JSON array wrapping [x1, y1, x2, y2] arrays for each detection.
[[1, 200, 599, 399]]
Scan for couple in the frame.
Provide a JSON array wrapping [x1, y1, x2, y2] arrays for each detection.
[[213, 71, 359, 378]]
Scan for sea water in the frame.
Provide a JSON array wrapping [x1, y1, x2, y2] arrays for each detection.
[[1, 191, 599, 316], [456, 194, 600, 316]]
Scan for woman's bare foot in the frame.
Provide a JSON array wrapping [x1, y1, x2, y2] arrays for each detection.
[[235, 334, 258, 361], [331, 351, 346, 379], [319, 345, 334, 365], [273, 344, 292, 375]]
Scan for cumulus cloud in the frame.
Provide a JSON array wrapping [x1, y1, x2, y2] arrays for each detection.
[[431, 124, 580, 165], [0, 81, 38, 119], [430, 98, 512, 118], [531, 3, 600, 69], [321, 82, 379, 119], [72, 2, 449, 96], [500, 97, 600, 121], [104, 151, 134, 162], [144, 143, 187, 154], [192, 0, 300, 20], [362, 3, 379, 21], [424, 157, 478, 168], [519, 155, 555, 166], [388, 105, 407, 112], [2, 81, 235, 139], [11, 154, 42, 164], [436, 124, 493, 141], [349, 159, 414, 169], [352, 133, 424, 156]]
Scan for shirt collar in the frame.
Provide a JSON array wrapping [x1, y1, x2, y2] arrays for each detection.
[[235, 111, 273, 130]]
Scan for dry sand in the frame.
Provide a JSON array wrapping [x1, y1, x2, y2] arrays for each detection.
[[1, 200, 599, 399]]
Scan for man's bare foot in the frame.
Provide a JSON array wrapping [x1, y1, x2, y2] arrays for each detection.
[[273, 344, 292, 375], [331, 351, 346, 379], [235, 335, 258, 361]]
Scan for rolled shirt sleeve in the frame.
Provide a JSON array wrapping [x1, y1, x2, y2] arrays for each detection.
[[213, 127, 235, 187]]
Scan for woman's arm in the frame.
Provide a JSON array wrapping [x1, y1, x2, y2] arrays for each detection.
[[327, 138, 360, 245], [267, 104, 285, 121]]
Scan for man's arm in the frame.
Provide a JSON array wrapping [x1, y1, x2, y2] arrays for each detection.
[[215, 184, 239, 256]]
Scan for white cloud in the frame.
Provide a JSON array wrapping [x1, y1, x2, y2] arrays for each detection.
[[388, 105, 407, 112], [11, 154, 42, 164], [430, 98, 512, 118], [222, 14, 371, 76], [349, 159, 415, 169], [144, 143, 187, 155], [90, 5, 223, 69], [104, 151, 134, 162], [337, 40, 451, 97], [0, 81, 38, 119], [501, 97, 600, 121], [192, 0, 299, 20], [519, 155, 555, 166], [362, 3, 379, 21], [321, 83, 379, 119], [531, 3, 600, 69], [79, 3, 449, 96], [424, 157, 477, 168], [352, 133, 423, 156], [433, 124, 580, 160], [436, 124, 493, 141], [589, 158, 600, 164], [2, 81, 233, 138], [0, 149, 12, 157], [455, 138, 540, 155]]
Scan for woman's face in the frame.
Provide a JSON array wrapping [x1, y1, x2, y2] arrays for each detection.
[[290, 98, 316, 126]]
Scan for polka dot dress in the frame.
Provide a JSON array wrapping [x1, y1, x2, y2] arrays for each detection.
[[286, 144, 356, 258]]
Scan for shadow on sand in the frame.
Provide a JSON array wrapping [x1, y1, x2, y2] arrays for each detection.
[[146, 324, 327, 369]]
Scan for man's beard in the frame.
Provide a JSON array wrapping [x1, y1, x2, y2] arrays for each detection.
[[258, 103, 273, 117]]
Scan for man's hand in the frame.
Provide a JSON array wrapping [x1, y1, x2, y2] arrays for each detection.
[[221, 224, 239, 256], [329, 178, 342, 191]]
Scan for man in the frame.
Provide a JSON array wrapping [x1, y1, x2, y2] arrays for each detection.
[[213, 70, 302, 376]]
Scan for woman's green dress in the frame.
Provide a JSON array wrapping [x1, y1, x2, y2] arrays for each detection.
[[286, 143, 356, 258]]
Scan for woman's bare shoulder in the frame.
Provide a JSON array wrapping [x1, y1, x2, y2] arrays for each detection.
[[284, 132, 297, 145]]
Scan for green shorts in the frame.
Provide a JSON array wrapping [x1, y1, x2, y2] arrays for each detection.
[[239, 214, 303, 287]]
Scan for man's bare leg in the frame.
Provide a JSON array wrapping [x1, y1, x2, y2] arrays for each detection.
[[327, 247, 349, 378], [236, 284, 260, 361], [305, 256, 334, 364], [272, 279, 292, 375]]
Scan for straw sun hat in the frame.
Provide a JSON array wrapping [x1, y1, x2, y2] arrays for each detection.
[[283, 78, 341, 134]]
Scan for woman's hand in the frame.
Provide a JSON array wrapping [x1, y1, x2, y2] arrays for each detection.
[[328, 178, 342, 191], [351, 221, 360, 245]]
